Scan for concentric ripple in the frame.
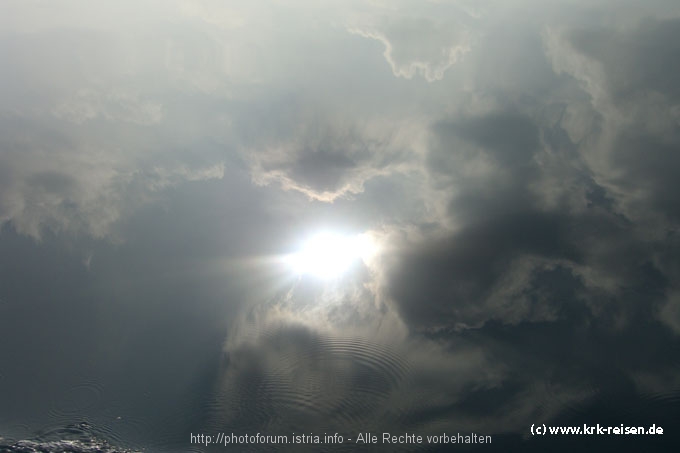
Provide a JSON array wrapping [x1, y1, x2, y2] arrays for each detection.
[[214, 328, 411, 433], [47, 381, 105, 421]]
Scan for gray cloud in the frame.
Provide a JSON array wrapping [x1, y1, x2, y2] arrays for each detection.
[[245, 113, 419, 202], [346, 0, 479, 82], [374, 16, 680, 335], [2, 1, 680, 450]]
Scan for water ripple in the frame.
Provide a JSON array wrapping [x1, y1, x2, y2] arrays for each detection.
[[213, 329, 411, 434], [47, 381, 105, 421]]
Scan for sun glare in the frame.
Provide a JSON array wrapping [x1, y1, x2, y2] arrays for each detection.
[[287, 232, 376, 279]]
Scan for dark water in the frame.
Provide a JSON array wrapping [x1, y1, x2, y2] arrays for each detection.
[[1, 208, 680, 453], [2, 291, 679, 452]]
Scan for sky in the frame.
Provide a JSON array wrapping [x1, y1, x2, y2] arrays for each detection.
[[1, 1, 680, 452]]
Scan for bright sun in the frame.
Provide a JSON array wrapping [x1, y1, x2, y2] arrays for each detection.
[[287, 232, 376, 279]]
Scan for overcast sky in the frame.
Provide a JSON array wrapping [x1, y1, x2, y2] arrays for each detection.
[[1, 1, 680, 451]]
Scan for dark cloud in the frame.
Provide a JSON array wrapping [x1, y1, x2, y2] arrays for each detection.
[[570, 19, 680, 102], [382, 16, 680, 333], [612, 133, 680, 222], [452, 112, 540, 166], [385, 211, 579, 329], [282, 144, 365, 193], [428, 112, 542, 225]]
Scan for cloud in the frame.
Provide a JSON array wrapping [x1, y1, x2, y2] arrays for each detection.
[[381, 214, 582, 330], [347, 1, 475, 82], [544, 18, 680, 227], [211, 268, 617, 439], [659, 292, 680, 335], [52, 89, 164, 125], [349, 27, 470, 82], [541, 17, 680, 332], [0, 114, 224, 240], [240, 103, 425, 202], [375, 19, 680, 329], [0, 6, 235, 241], [3, 0, 677, 332], [213, 290, 519, 437]]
